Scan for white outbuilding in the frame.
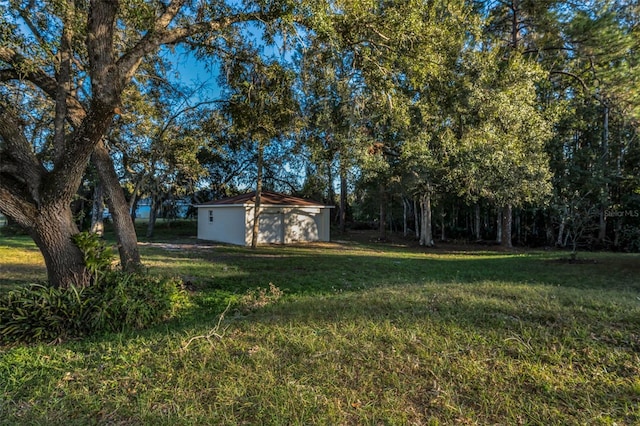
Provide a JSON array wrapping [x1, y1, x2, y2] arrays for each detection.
[[196, 191, 333, 246]]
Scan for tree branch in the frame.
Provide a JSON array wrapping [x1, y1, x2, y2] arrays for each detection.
[[0, 106, 46, 203], [0, 181, 38, 228], [550, 69, 590, 93], [0, 47, 86, 126], [117, 9, 274, 86], [53, 5, 75, 163], [523, 46, 577, 56], [16, 5, 53, 57], [87, 0, 120, 107]]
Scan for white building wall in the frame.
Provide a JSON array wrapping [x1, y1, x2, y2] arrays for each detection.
[[317, 208, 331, 242], [284, 208, 320, 243], [197, 206, 246, 245]]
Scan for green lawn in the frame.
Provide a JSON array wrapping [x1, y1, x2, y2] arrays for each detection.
[[1, 228, 639, 425]]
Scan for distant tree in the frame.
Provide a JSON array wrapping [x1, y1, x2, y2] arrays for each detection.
[[220, 57, 299, 248], [298, 39, 366, 232], [456, 52, 554, 248], [111, 82, 209, 238]]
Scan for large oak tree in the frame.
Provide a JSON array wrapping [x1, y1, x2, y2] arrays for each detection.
[[0, 0, 303, 287]]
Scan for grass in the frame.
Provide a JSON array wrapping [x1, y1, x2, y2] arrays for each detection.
[[1, 223, 639, 424], [0, 237, 45, 292]]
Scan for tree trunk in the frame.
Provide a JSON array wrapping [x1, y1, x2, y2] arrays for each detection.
[[419, 192, 434, 247], [129, 191, 139, 221], [90, 182, 105, 236], [501, 204, 513, 248], [598, 103, 610, 245], [496, 209, 502, 243], [510, 0, 521, 49], [28, 204, 89, 289], [414, 198, 419, 239], [557, 207, 567, 247], [402, 197, 409, 237], [598, 208, 607, 245], [251, 143, 264, 249], [92, 142, 141, 270], [440, 210, 446, 242], [146, 196, 159, 238], [378, 182, 387, 241], [327, 162, 335, 213], [515, 209, 521, 245], [339, 163, 348, 233], [474, 203, 481, 241]]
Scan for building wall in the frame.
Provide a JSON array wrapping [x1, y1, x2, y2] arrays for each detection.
[[197, 206, 246, 245], [246, 207, 286, 245], [318, 208, 331, 242], [199, 205, 332, 246], [284, 208, 320, 243]]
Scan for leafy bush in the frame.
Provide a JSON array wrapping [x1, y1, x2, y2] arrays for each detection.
[[0, 273, 190, 345], [619, 224, 640, 252], [0, 284, 92, 343], [72, 231, 114, 283], [86, 272, 191, 332], [0, 231, 191, 344]]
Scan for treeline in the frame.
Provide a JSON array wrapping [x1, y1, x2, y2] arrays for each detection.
[[206, 0, 639, 252], [309, 0, 640, 251]]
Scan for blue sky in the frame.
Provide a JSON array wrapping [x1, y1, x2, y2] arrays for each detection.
[[161, 47, 224, 102], [159, 21, 296, 104]]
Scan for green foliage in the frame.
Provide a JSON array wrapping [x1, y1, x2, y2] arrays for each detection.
[[72, 231, 114, 282], [222, 59, 300, 142], [86, 272, 191, 332], [0, 284, 91, 344], [0, 273, 190, 345], [457, 52, 554, 206]]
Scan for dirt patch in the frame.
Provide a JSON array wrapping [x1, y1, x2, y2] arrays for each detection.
[[138, 242, 219, 250], [552, 256, 599, 265]]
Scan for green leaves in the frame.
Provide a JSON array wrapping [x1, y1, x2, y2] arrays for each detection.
[[0, 273, 190, 344], [0, 283, 93, 344], [222, 58, 300, 142], [72, 231, 114, 284], [457, 52, 553, 206]]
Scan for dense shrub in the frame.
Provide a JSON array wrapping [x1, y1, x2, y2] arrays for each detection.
[[72, 231, 114, 281], [86, 272, 191, 332], [0, 273, 190, 345], [0, 284, 92, 343], [619, 225, 640, 252]]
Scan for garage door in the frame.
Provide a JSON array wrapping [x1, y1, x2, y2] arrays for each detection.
[[257, 212, 284, 244]]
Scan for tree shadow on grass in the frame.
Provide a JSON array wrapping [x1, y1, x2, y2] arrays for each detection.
[[113, 237, 638, 334], [12, 272, 637, 425], [0, 263, 47, 291], [171, 246, 640, 294], [3, 243, 639, 425]]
